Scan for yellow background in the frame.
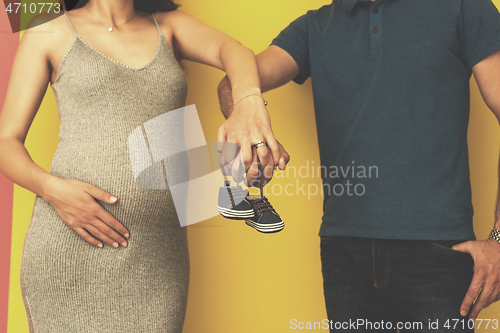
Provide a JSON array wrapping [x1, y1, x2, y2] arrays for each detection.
[[8, 0, 500, 332]]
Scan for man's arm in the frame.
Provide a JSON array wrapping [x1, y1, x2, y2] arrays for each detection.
[[475, 49, 500, 229], [452, 49, 500, 320], [217, 45, 297, 185]]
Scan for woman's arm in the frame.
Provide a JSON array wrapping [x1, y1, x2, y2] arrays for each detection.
[[0, 16, 129, 248], [217, 46, 297, 185], [158, 10, 281, 182]]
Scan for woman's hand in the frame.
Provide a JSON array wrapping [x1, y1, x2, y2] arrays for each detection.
[[41, 176, 129, 248], [217, 95, 281, 180]]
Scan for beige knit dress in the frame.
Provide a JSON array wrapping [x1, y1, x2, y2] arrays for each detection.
[[20, 11, 190, 333]]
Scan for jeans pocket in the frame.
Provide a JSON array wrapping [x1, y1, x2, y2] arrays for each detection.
[[425, 240, 470, 256]]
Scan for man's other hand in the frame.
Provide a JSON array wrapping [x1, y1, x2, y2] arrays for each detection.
[[452, 238, 500, 320]]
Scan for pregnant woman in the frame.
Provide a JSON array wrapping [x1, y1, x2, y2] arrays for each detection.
[[0, 0, 278, 331]]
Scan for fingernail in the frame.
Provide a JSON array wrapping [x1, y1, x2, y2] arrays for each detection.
[[97, 243, 103, 248], [461, 310, 467, 316], [113, 242, 119, 248], [124, 233, 129, 238], [121, 241, 127, 247], [110, 196, 117, 203]]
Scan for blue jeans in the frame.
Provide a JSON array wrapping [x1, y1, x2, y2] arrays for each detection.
[[320, 236, 475, 332]]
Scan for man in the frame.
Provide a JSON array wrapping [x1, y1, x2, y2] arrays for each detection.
[[217, 0, 500, 331]]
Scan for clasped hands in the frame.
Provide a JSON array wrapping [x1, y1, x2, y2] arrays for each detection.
[[218, 139, 289, 188], [216, 95, 289, 187]]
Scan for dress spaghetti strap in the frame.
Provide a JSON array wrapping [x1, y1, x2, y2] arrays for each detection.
[[62, 11, 78, 36], [151, 13, 164, 36]]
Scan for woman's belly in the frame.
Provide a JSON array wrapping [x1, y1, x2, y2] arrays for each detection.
[[48, 137, 181, 228]]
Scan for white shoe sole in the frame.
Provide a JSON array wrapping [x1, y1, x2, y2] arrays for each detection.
[[244, 219, 285, 233], [218, 206, 255, 219]]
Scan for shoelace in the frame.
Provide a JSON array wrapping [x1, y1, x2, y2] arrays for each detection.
[[253, 197, 275, 214], [226, 186, 247, 207]]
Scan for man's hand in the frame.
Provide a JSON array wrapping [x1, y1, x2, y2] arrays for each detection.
[[452, 239, 500, 320]]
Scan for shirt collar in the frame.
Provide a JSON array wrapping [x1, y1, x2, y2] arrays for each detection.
[[342, 0, 358, 15], [342, 0, 376, 16]]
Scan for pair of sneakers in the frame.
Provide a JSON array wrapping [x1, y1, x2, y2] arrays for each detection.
[[218, 181, 284, 233]]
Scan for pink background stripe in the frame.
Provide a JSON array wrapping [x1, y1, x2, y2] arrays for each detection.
[[0, 7, 18, 333]]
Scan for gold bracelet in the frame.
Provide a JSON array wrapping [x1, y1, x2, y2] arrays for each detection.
[[232, 93, 268, 108]]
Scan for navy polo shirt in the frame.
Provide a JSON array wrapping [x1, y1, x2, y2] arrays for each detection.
[[271, 0, 500, 240]]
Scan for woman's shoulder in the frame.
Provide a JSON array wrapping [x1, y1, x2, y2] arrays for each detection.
[[25, 11, 72, 33], [154, 9, 206, 34], [153, 9, 193, 27], [22, 12, 74, 54]]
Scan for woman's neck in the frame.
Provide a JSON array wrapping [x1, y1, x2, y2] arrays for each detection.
[[84, 0, 136, 26]]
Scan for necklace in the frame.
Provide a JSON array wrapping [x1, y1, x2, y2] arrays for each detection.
[[84, 7, 137, 32]]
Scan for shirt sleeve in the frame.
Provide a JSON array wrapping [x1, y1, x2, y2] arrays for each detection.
[[459, 0, 500, 69], [270, 12, 311, 84]]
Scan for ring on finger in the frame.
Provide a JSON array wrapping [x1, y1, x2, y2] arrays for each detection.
[[255, 141, 267, 149]]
